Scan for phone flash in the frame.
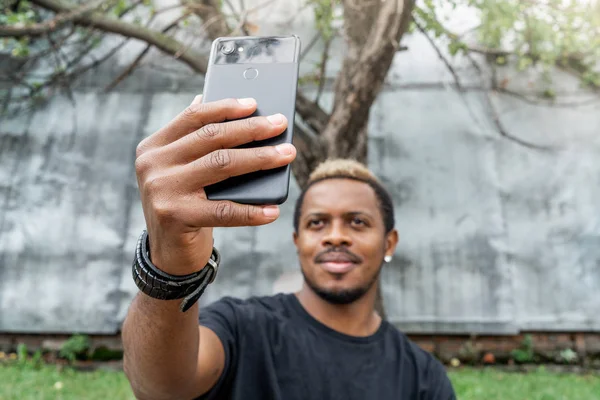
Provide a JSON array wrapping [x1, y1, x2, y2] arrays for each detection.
[[238, 47, 244, 52]]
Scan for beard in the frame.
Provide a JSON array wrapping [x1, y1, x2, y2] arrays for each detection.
[[300, 266, 381, 305]]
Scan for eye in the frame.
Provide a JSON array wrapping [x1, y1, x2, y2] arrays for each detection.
[[351, 217, 367, 227], [307, 219, 324, 229]]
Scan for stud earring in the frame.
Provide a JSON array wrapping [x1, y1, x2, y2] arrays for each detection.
[[384, 255, 392, 263]]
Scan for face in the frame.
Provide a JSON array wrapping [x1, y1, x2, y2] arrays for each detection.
[[293, 179, 398, 305]]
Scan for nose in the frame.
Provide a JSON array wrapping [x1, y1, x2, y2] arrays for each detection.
[[322, 220, 352, 247]]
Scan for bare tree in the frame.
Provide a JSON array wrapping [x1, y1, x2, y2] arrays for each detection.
[[1, 0, 418, 317], [1, 0, 599, 317]]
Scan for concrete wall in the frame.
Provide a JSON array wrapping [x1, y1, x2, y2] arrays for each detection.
[[1, 0, 599, 334]]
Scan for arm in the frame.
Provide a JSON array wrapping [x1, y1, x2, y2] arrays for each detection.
[[121, 96, 296, 400], [122, 298, 225, 400]]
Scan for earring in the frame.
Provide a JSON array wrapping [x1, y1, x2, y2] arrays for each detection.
[[384, 255, 392, 263]]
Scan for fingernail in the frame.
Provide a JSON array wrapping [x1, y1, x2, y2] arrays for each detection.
[[263, 205, 279, 218], [275, 144, 293, 155], [237, 98, 256, 106], [267, 114, 285, 125], [191, 95, 202, 105]]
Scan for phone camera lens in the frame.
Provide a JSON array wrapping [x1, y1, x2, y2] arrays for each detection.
[[221, 43, 235, 55]]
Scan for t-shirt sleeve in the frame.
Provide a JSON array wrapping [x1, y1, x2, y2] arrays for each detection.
[[424, 357, 456, 400], [196, 296, 243, 400]]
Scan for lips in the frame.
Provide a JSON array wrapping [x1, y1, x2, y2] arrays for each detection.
[[315, 251, 361, 274], [318, 253, 357, 263]]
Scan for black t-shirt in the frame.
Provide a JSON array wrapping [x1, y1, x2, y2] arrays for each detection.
[[197, 293, 456, 400]]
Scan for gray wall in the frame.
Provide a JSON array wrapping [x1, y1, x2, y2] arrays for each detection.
[[1, 0, 599, 334]]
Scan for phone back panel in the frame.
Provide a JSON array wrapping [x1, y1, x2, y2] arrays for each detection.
[[202, 36, 300, 205]]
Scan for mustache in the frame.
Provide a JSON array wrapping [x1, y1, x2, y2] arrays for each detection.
[[314, 247, 363, 264]]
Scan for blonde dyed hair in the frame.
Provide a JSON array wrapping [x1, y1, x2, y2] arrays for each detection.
[[308, 159, 382, 185], [293, 158, 395, 233]]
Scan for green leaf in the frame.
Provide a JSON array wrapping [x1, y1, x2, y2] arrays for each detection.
[[308, 0, 340, 40], [16, 344, 28, 364], [113, 0, 128, 16], [448, 40, 467, 56], [582, 71, 600, 88], [559, 348, 578, 363], [542, 88, 556, 99], [517, 56, 533, 71], [91, 37, 103, 48], [11, 42, 29, 58], [59, 334, 91, 364]]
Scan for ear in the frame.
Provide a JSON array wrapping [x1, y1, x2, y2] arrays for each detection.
[[384, 229, 399, 258], [293, 230, 299, 247]]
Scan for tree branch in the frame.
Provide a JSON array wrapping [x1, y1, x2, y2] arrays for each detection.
[[6, 26, 76, 85], [315, 37, 332, 105], [418, 5, 599, 91], [25, 0, 330, 152], [291, 121, 326, 188], [296, 91, 329, 134], [184, 0, 231, 40], [414, 19, 463, 91], [9, 35, 129, 106], [299, 32, 320, 62], [30, 0, 210, 74], [103, 45, 151, 92], [485, 62, 553, 150], [497, 87, 600, 108], [323, 0, 415, 159], [0, 0, 112, 38], [418, 16, 553, 151], [485, 90, 553, 150], [104, 12, 189, 92], [229, 0, 276, 36]]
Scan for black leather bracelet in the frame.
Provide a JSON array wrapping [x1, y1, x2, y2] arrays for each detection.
[[132, 230, 220, 312]]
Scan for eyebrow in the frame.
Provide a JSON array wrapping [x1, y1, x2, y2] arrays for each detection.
[[303, 211, 374, 219]]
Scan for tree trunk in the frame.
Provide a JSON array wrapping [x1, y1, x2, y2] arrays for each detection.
[[291, 0, 416, 320], [27, 0, 415, 320]]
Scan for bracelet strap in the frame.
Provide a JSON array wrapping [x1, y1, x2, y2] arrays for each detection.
[[132, 230, 220, 312]]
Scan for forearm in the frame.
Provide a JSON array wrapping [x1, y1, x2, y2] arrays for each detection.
[[122, 293, 200, 400]]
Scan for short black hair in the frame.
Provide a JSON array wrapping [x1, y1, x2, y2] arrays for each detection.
[[293, 175, 395, 233]]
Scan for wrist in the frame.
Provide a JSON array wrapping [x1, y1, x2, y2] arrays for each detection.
[[132, 230, 220, 312], [147, 234, 214, 276]]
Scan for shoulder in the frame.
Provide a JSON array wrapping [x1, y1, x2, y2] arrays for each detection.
[[200, 293, 292, 323], [387, 326, 456, 399], [386, 326, 439, 366], [198, 293, 295, 358], [204, 292, 291, 311]]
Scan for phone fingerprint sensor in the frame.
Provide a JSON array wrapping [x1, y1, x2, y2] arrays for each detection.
[[243, 68, 259, 80]]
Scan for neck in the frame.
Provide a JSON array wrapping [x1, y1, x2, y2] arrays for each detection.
[[295, 283, 381, 337]]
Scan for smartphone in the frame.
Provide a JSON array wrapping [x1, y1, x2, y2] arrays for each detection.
[[202, 35, 301, 205]]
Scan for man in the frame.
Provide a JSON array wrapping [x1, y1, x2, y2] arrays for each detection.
[[123, 96, 456, 400]]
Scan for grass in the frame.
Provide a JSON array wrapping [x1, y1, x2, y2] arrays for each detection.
[[0, 363, 135, 400], [449, 366, 600, 400], [1, 362, 599, 399]]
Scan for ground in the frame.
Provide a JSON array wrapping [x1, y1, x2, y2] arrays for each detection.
[[450, 367, 600, 400], [1, 362, 599, 399]]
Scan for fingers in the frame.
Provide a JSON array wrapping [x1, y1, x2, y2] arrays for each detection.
[[180, 143, 297, 189], [149, 192, 282, 228], [183, 201, 281, 227], [137, 161, 286, 231], [137, 97, 258, 155], [163, 113, 288, 164]]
